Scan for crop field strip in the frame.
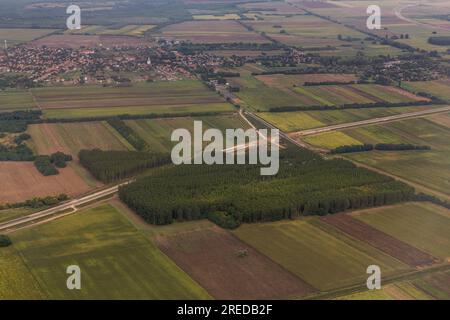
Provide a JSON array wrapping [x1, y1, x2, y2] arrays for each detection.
[[125, 114, 250, 153], [350, 202, 450, 261], [160, 20, 269, 44], [28, 122, 133, 157], [233, 218, 410, 291], [155, 226, 315, 299], [258, 104, 441, 132], [231, 73, 427, 111], [1, 204, 211, 299], [320, 213, 438, 268]]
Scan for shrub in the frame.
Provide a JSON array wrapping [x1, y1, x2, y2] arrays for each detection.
[[0, 235, 12, 247]]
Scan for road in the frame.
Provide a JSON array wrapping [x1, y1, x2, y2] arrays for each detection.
[[0, 181, 131, 233], [394, 2, 450, 31], [291, 105, 450, 137], [244, 112, 328, 153]]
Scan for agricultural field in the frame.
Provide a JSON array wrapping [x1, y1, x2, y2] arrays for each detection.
[[0, 207, 40, 224], [0, 162, 92, 204], [28, 122, 133, 157], [0, 90, 37, 111], [160, 20, 269, 43], [296, 0, 450, 53], [313, 115, 450, 196], [233, 218, 409, 291], [0, 28, 57, 46], [350, 202, 450, 261], [230, 72, 427, 111], [1, 203, 211, 299], [27, 34, 150, 49], [66, 25, 155, 36], [192, 14, 241, 20], [27, 80, 235, 119], [155, 227, 315, 299], [335, 269, 450, 300], [125, 114, 249, 153], [238, 1, 305, 15], [259, 104, 439, 132], [403, 80, 450, 102]]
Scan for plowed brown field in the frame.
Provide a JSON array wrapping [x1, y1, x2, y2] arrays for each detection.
[[155, 227, 315, 299]]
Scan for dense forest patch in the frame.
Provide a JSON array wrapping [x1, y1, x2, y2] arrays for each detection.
[[119, 149, 414, 226], [79, 149, 170, 183]]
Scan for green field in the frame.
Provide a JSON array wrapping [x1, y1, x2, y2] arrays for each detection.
[[126, 114, 249, 153], [43, 103, 234, 119], [231, 71, 425, 112], [351, 202, 450, 260], [258, 105, 439, 132], [302, 115, 450, 196], [403, 80, 450, 102], [233, 219, 409, 291], [0, 207, 41, 224], [66, 24, 155, 36], [0, 90, 37, 111], [2, 204, 210, 299], [0, 28, 57, 46]]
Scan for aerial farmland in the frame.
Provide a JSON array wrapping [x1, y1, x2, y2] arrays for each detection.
[[0, 0, 449, 306]]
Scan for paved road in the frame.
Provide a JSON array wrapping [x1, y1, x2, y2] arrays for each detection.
[[292, 105, 450, 137], [0, 181, 131, 232], [244, 112, 328, 153]]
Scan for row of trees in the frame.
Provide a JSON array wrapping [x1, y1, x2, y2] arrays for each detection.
[[269, 100, 438, 112], [79, 149, 171, 183], [0, 143, 34, 161], [330, 144, 431, 154], [0, 194, 69, 210], [107, 120, 149, 151], [119, 152, 414, 226]]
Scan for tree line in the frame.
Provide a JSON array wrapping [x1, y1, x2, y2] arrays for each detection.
[[79, 149, 171, 183], [107, 119, 149, 151], [330, 143, 431, 154], [268, 100, 439, 112]]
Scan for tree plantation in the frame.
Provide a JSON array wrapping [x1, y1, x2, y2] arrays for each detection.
[[79, 149, 171, 183], [119, 149, 414, 226]]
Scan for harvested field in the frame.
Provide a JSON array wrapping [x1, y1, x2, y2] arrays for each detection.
[[27, 34, 150, 48], [155, 227, 315, 299], [0, 162, 91, 204], [161, 20, 268, 43], [28, 122, 132, 157], [321, 214, 438, 268]]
